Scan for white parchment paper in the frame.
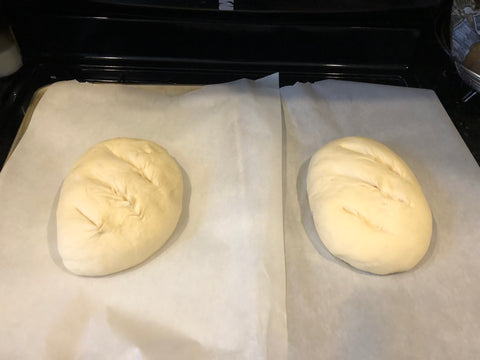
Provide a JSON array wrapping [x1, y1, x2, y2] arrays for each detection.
[[281, 80, 480, 360], [0, 75, 287, 359]]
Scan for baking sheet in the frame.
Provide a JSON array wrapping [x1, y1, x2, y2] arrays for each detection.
[[281, 80, 480, 359], [0, 75, 287, 359]]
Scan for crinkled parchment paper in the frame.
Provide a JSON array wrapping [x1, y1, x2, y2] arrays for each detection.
[[2, 75, 479, 359], [0, 75, 287, 360], [281, 80, 480, 360]]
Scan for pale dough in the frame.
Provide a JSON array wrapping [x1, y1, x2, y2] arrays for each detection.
[[56, 138, 183, 276], [306, 137, 432, 275]]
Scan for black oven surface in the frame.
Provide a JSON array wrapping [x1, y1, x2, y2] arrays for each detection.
[[1, 0, 478, 167]]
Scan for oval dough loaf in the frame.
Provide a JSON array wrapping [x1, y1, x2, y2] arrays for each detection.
[[306, 137, 432, 275], [57, 138, 183, 276]]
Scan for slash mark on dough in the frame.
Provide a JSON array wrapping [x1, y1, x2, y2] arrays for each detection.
[[342, 206, 390, 233], [75, 207, 103, 231]]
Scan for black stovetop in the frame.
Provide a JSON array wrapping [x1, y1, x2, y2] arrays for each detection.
[[1, 0, 478, 167], [1, 56, 479, 167]]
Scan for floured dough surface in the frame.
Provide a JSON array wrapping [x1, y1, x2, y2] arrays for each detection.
[[306, 137, 432, 275], [56, 138, 183, 276]]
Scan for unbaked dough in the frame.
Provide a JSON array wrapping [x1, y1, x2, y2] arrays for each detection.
[[306, 137, 432, 275], [56, 138, 183, 276]]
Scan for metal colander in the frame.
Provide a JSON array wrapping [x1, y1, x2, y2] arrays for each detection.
[[455, 61, 480, 92], [435, 4, 480, 99]]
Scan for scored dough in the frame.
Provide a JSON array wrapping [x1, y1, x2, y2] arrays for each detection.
[[306, 137, 432, 275], [56, 138, 183, 276]]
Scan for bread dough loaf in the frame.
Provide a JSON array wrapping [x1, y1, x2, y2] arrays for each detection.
[[306, 137, 432, 275], [56, 138, 183, 276]]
